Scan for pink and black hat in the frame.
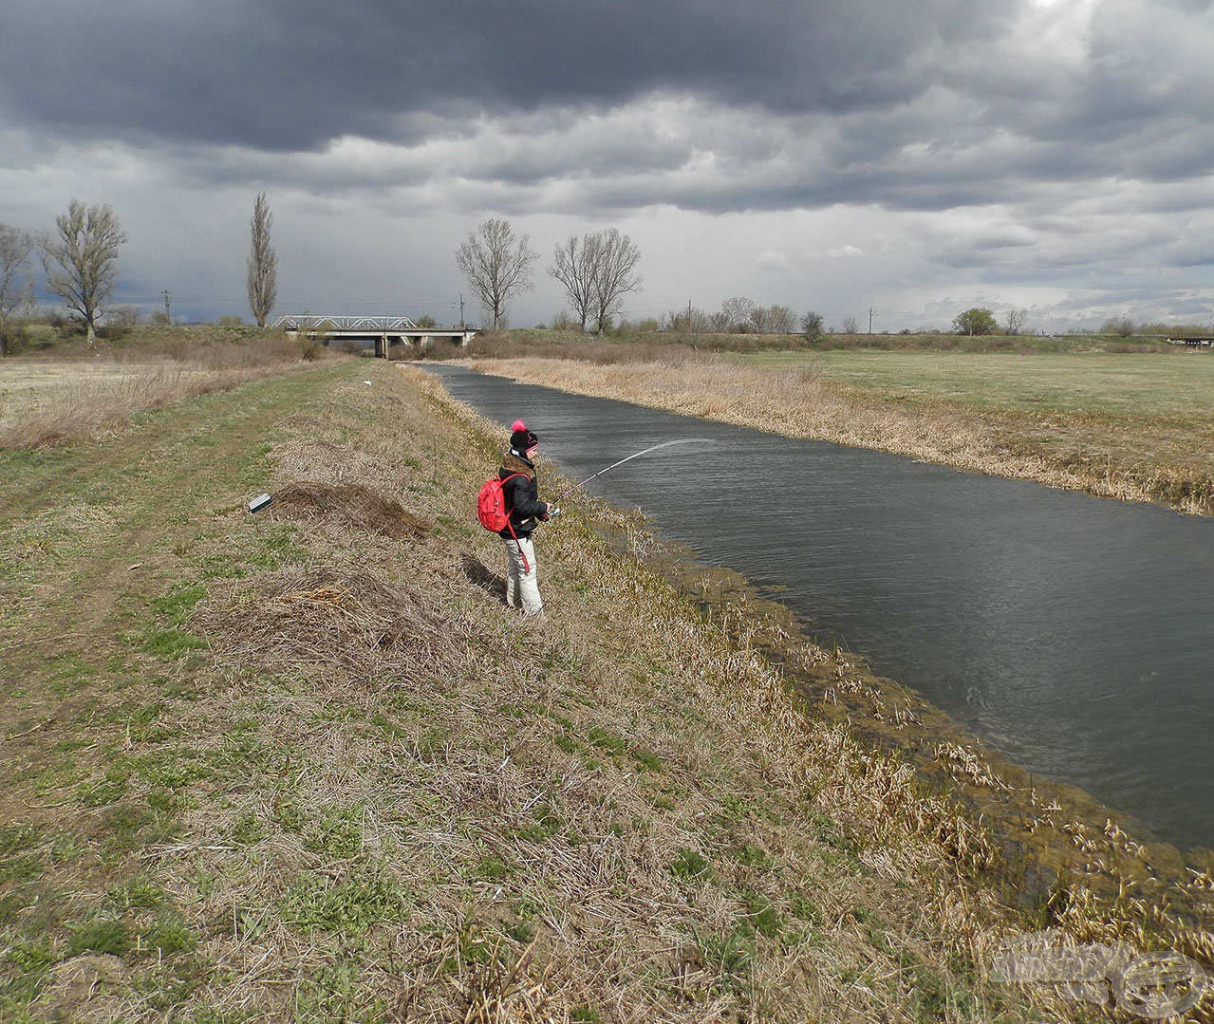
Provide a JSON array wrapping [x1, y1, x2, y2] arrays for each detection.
[[510, 419, 538, 452]]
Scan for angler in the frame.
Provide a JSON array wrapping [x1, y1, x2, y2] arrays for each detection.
[[477, 420, 559, 619], [477, 430, 709, 619]]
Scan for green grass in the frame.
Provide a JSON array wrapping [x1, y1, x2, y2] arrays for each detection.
[[280, 871, 410, 936], [67, 918, 132, 957], [150, 584, 208, 626], [740, 350, 1214, 420], [669, 848, 711, 879]]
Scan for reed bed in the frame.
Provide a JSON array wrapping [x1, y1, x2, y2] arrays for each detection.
[[474, 356, 1214, 515]]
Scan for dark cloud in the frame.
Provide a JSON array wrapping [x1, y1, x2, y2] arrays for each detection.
[[6, 1, 1214, 331], [0, 0, 1016, 150]]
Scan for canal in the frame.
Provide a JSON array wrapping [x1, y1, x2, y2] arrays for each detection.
[[425, 363, 1214, 852]]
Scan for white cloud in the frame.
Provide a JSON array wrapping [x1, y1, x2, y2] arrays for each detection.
[[757, 250, 791, 272]]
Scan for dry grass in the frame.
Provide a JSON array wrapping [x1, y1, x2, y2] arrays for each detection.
[[187, 368, 1211, 1020], [0, 328, 330, 450], [269, 482, 433, 540], [474, 356, 1214, 515], [468, 331, 813, 361], [3, 360, 1208, 1022]]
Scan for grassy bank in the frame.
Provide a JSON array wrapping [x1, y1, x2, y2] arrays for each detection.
[[0, 359, 1208, 1022], [473, 351, 1214, 515]]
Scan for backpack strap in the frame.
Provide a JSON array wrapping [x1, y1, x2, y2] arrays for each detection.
[[499, 472, 530, 573]]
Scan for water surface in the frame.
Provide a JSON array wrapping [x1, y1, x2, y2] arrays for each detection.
[[426, 364, 1214, 850]]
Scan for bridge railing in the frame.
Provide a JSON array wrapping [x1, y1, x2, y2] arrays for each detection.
[[274, 314, 420, 331]]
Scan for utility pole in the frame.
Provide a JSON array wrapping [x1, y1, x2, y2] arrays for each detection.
[[162, 290, 172, 325], [868, 307, 877, 334], [459, 294, 465, 331]]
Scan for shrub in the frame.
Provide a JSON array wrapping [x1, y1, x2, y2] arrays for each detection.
[[1100, 316, 1137, 337]]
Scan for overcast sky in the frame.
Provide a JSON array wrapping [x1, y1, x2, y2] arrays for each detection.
[[3, 0, 1214, 332]]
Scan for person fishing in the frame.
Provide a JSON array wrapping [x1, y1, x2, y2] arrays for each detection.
[[496, 419, 559, 617], [477, 427, 706, 616]]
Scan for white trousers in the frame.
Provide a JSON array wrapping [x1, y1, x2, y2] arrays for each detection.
[[503, 536, 544, 616]]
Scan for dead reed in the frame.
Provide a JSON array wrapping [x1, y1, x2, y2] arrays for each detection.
[[474, 356, 1214, 516]]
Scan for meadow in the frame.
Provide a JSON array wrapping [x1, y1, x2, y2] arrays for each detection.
[[6, 347, 1208, 1021], [0, 326, 325, 448], [742, 349, 1214, 420]]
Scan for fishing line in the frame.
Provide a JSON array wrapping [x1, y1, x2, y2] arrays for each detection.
[[553, 438, 712, 502]]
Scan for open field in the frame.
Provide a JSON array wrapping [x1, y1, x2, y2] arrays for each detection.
[[3, 358, 1207, 1020], [0, 360, 158, 395], [475, 350, 1214, 515], [742, 350, 1214, 419], [0, 328, 328, 448], [467, 328, 1179, 359]]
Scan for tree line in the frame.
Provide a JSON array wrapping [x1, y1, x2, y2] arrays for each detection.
[[0, 194, 279, 356], [14, 200, 1199, 353], [453, 217, 834, 337], [0, 199, 1041, 351], [456, 219, 643, 334]]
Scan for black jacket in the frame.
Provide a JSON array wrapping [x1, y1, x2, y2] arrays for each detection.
[[498, 450, 549, 539]]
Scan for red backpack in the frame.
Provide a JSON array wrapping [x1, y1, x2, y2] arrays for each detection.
[[476, 473, 525, 533]]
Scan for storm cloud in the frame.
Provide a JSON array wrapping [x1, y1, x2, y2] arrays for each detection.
[[2, 0, 1213, 329], [0, 0, 1019, 148]]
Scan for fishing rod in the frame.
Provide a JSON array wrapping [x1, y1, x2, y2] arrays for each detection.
[[552, 438, 711, 503]]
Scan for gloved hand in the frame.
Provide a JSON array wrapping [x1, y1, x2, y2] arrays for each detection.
[[547, 504, 561, 518]]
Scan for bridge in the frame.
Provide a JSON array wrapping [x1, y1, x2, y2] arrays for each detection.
[[274, 315, 477, 358]]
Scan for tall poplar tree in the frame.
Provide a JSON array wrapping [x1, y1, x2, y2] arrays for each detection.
[[247, 192, 278, 328]]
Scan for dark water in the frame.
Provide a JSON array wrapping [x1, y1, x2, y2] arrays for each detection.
[[425, 364, 1214, 851]]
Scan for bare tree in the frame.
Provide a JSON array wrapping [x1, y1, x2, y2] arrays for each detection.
[[41, 199, 126, 350], [841, 314, 860, 334], [1005, 308, 1028, 335], [456, 219, 538, 329], [1100, 316, 1136, 337], [720, 296, 756, 332], [589, 228, 642, 334], [247, 192, 278, 328], [549, 234, 598, 331], [0, 224, 36, 357], [767, 305, 796, 334], [663, 306, 710, 334]]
